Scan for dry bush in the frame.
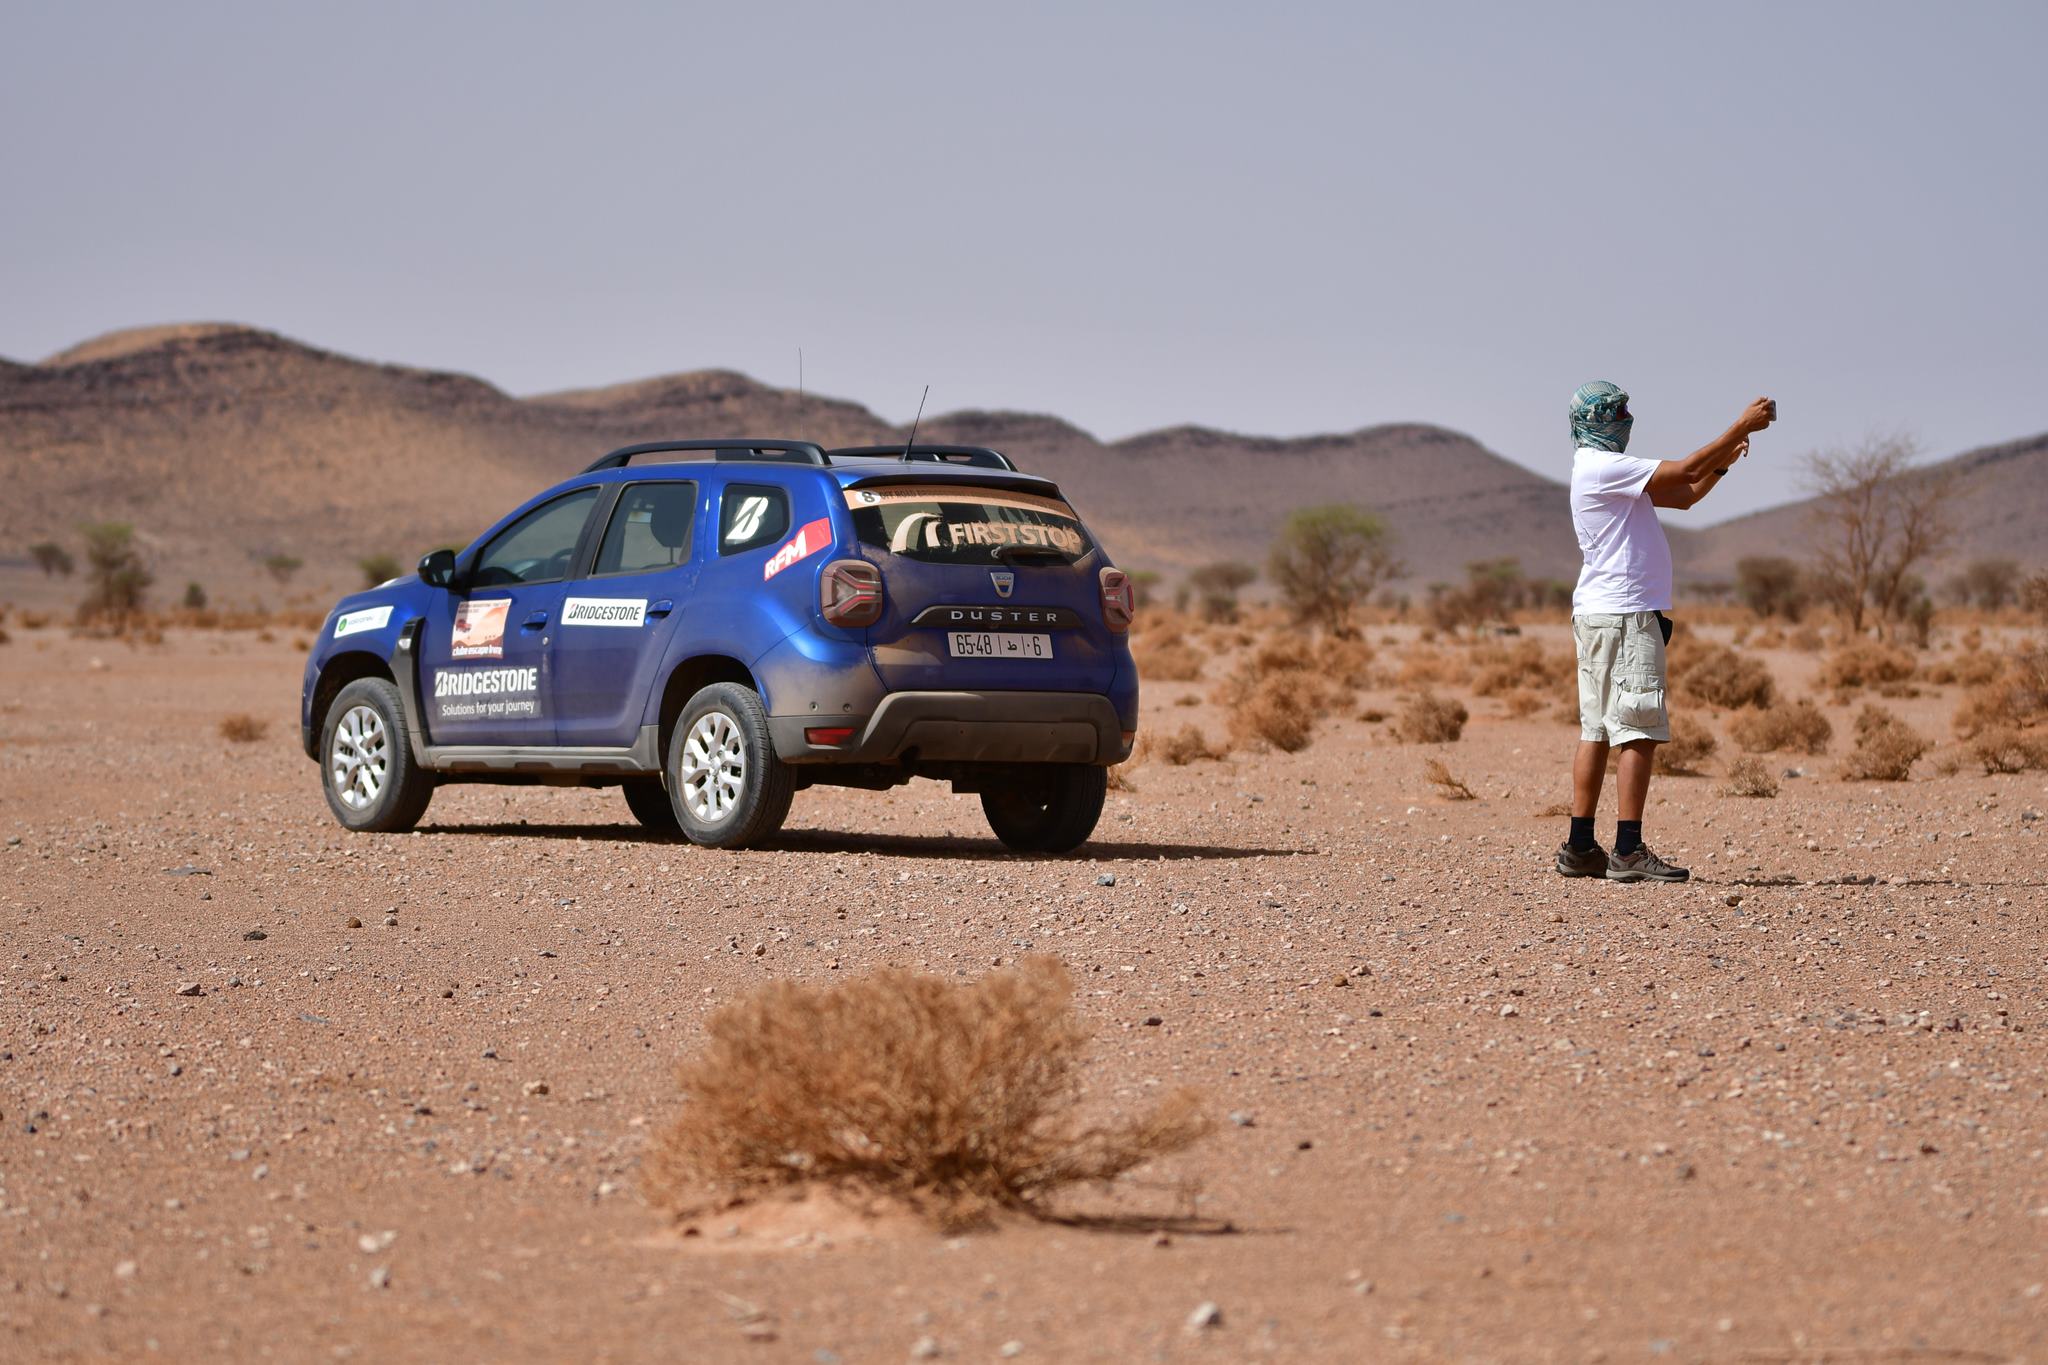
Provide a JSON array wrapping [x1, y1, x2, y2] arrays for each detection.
[[219, 714, 268, 744], [1657, 714, 1718, 774], [1820, 641, 1917, 691], [1922, 650, 2003, 687], [1313, 635, 1378, 689], [1498, 688, 1547, 718], [1673, 644, 1776, 710], [1395, 645, 1472, 690], [1839, 705, 1929, 781], [1968, 728, 2048, 774], [0, 627, 9, 647], [1395, 691, 1467, 744], [1720, 755, 1780, 798], [1154, 724, 1227, 766], [644, 958, 1210, 1228], [1105, 764, 1137, 793], [20, 609, 51, 630], [1423, 757, 1476, 800], [1134, 638, 1207, 682], [1230, 673, 1329, 752], [1747, 625, 1786, 649], [1952, 647, 2048, 738], [1728, 699, 1834, 754], [1788, 625, 1825, 652], [1469, 638, 1573, 697]]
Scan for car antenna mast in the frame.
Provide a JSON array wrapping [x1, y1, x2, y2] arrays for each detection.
[[902, 384, 929, 460]]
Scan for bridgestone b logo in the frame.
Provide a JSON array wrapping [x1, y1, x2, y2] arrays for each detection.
[[435, 667, 538, 698]]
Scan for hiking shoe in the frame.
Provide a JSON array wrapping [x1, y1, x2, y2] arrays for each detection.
[[1555, 841, 1609, 878], [1606, 846, 1689, 883]]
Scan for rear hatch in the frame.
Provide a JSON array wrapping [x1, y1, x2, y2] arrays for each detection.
[[846, 479, 1120, 695]]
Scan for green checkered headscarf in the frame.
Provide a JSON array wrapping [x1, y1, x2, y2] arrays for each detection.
[[1570, 380, 1633, 452]]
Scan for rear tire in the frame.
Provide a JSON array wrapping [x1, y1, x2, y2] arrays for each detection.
[[621, 778, 681, 838], [665, 683, 794, 849], [319, 678, 434, 833], [980, 764, 1106, 853]]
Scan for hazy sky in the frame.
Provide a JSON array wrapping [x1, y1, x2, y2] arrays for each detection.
[[4, 1, 2043, 523]]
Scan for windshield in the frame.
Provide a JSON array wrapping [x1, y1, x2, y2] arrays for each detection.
[[845, 483, 1093, 565]]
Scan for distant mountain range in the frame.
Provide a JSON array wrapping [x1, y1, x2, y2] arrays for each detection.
[[2, 323, 2042, 608]]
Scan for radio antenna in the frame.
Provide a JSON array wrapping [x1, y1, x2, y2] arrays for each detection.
[[902, 384, 929, 459], [796, 348, 804, 419]]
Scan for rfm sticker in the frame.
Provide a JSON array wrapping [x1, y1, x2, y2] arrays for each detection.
[[762, 518, 832, 581]]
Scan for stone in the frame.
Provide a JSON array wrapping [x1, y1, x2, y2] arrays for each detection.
[[523, 1081, 550, 1097], [243, 929, 267, 941], [1096, 874, 1116, 886], [909, 1336, 941, 1358], [1143, 1016, 1163, 1027], [1228, 1111, 1255, 1127], [368, 1266, 390, 1290], [175, 983, 203, 997], [1186, 1302, 1223, 1331], [346, 917, 363, 929]]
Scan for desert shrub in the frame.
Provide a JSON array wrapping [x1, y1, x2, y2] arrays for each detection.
[[1788, 625, 1825, 652], [1395, 691, 1467, 744], [1469, 638, 1574, 697], [1952, 648, 2048, 738], [262, 554, 302, 584], [1135, 637, 1206, 682], [29, 541, 75, 577], [1657, 714, 1718, 774], [1187, 561, 1257, 624], [1735, 555, 1811, 620], [1839, 705, 1929, 781], [1728, 699, 1833, 754], [1313, 635, 1377, 689], [1422, 757, 1475, 800], [1154, 724, 1226, 766], [358, 553, 402, 589], [644, 958, 1209, 1228], [77, 521, 153, 624], [1720, 755, 1780, 797], [1968, 728, 2048, 774], [1674, 644, 1776, 710], [219, 714, 268, 743], [1230, 673, 1329, 752], [1748, 625, 1787, 649], [1499, 688, 1547, 718], [1946, 557, 2022, 611], [1820, 641, 1916, 691], [1269, 504, 1399, 635], [181, 582, 208, 611], [0, 627, 10, 646], [1922, 650, 2004, 687], [1395, 644, 1472, 690]]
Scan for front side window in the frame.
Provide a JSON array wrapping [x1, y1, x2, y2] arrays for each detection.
[[471, 487, 599, 587], [594, 481, 698, 576], [720, 483, 790, 555], [845, 483, 1093, 564]]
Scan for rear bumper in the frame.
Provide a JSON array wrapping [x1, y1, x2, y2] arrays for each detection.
[[769, 691, 1132, 766]]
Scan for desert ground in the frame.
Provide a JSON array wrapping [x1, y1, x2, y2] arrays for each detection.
[[3, 617, 2045, 1362]]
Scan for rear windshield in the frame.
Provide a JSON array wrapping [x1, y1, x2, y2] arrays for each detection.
[[845, 483, 1093, 565]]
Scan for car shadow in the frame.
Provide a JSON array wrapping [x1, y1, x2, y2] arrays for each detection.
[[415, 821, 1306, 861]]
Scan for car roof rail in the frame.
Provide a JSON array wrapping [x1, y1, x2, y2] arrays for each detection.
[[826, 444, 1019, 471], [583, 439, 830, 472]]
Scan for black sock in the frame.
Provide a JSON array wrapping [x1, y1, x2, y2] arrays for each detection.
[[1568, 816, 1596, 852], [1615, 820, 1643, 856]]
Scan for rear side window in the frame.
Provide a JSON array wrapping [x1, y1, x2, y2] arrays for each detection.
[[594, 482, 698, 576], [720, 483, 790, 555], [846, 483, 1092, 564]]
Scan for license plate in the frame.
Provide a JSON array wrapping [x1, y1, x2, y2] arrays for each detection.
[[947, 631, 1053, 660]]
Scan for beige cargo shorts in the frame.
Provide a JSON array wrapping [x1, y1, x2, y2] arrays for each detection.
[[1573, 611, 1670, 745]]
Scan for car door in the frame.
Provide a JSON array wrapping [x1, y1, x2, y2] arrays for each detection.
[[550, 479, 701, 749], [417, 486, 601, 747]]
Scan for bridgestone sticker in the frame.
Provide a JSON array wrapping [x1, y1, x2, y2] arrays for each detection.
[[561, 597, 647, 628], [451, 599, 510, 659], [333, 605, 393, 638], [762, 517, 833, 581], [432, 666, 540, 721]]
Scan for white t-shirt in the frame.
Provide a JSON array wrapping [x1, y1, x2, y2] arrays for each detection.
[[1570, 445, 1672, 614]]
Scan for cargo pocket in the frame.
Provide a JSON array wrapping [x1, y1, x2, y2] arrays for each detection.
[[1616, 682, 1667, 731]]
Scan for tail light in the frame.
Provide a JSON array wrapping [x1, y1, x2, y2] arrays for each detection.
[[1099, 567, 1135, 633], [820, 559, 883, 627]]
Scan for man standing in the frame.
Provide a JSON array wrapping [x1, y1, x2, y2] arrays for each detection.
[[1556, 382, 1776, 883]]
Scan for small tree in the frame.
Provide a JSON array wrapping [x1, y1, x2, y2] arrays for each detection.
[[358, 553, 402, 588], [1946, 557, 2020, 611], [78, 522, 152, 623], [1268, 504, 1399, 636], [1804, 435, 1956, 639], [263, 553, 303, 585], [29, 541, 75, 577], [183, 582, 208, 611], [1734, 556, 1809, 620], [1187, 561, 1257, 623]]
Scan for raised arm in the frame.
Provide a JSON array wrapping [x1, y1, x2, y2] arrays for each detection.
[[1647, 397, 1776, 508]]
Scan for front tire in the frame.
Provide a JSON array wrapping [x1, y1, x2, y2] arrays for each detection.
[[319, 678, 434, 833], [622, 778, 681, 838], [980, 764, 1106, 853], [665, 683, 793, 849]]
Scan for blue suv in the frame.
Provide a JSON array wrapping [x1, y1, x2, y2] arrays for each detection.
[[301, 440, 1139, 851]]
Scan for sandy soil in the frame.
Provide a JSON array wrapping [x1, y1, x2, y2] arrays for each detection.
[[2, 624, 2045, 1362]]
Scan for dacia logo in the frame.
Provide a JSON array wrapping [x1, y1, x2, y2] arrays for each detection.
[[989, 570, 1015, 599]]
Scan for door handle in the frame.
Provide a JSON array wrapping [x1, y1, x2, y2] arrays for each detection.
[[647, 599, 675, 619], [522, 610, 549, 629]]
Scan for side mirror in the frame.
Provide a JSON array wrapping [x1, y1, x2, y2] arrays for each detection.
[[418, 549, 459, 590]]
